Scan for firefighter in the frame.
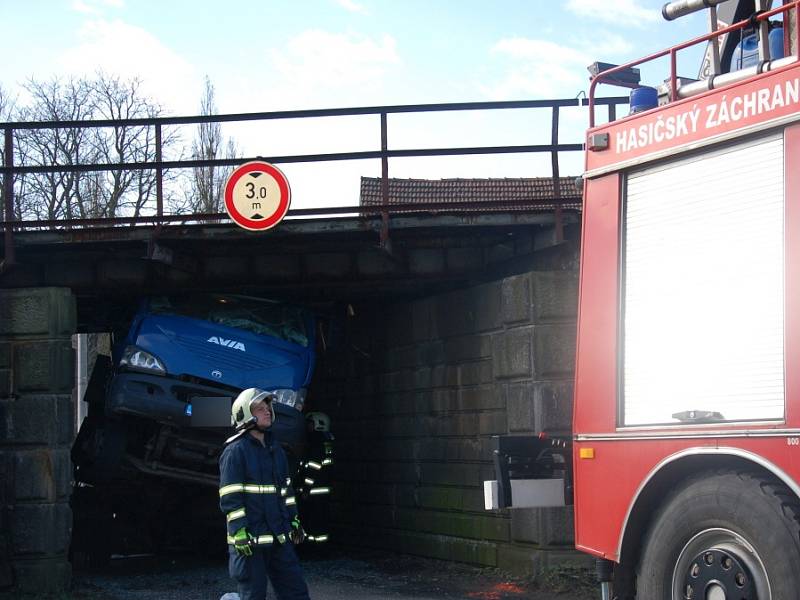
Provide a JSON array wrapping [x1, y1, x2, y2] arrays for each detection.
[[296, 411, 334, 543], [219, 388, 310, 600]]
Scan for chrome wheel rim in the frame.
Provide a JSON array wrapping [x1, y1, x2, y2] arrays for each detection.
[[671, 528, 771, 600]]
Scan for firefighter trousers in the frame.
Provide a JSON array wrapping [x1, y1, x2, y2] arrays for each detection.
[[228, 542, 310, 600]]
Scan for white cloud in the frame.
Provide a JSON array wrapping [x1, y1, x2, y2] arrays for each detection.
[[213, 29, 400, 116], [484, 33, 634, 100], [71, 1, 97, 14], [267, 30, 400, 104], [196, 29, 403, 195], [57, 18, 200, 114], [492, 38, 591, 66], [71, 0, 124, 15], [565, 0, 659, 27], [484, 38, 592, 99], [205, 30, 403, 205], [275, 30, 400, 84], [593, 33, 634, 56], [335, 0, 368, 14]]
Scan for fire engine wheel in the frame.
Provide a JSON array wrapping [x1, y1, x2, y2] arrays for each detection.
[[636, 470, 800, 600]]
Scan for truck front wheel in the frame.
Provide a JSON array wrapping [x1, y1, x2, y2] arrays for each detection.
[[636, 470, 800, 599]]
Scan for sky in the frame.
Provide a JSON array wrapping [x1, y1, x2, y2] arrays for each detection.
[[0, 0, 710, 209]]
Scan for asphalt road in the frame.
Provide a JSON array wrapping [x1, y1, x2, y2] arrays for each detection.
[[2, 546, 595, 600]]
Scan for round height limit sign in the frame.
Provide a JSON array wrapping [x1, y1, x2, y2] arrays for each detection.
[[224, 161, 291, 231]]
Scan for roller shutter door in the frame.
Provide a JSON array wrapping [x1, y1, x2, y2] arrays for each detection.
[[623, 132, 785, 426]]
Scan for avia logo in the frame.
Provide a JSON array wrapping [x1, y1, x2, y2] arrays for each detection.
[[207, 337, 246, 352]]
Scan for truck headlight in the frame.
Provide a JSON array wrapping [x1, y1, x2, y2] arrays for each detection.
[[269, 388, 307, 411], [120, 346, 166, 375]]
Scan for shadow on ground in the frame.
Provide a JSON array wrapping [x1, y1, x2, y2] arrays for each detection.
[[0, 546, 596, 600]]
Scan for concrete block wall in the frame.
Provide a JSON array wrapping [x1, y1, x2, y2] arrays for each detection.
[[316, 271, 580, 574], [0, 288, 75, 593]]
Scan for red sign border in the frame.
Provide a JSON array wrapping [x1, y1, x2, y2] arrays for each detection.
[[224, 161, 291, 231]]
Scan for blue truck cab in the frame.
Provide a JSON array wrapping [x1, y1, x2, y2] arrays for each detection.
[[75, 293, 316, 486]]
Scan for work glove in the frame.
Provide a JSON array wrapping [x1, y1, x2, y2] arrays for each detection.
[[289, 516, 306, 545], [232, 527, 254, 556]]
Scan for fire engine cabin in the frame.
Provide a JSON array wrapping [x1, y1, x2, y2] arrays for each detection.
[[486, 1, 800, 598]]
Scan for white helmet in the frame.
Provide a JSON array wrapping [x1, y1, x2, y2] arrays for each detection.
[[306, 411, 331, 432], [231, 388, 275, 428]]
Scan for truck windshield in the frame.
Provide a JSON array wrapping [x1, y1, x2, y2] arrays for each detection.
[[149, 294, 309, 347]]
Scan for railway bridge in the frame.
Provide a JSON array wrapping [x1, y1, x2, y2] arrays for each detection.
[[0, 96, 624, 593]]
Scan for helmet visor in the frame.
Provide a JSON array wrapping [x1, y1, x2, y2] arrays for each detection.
[[248, 389, 276, 428], [249, 389, 274, 407]]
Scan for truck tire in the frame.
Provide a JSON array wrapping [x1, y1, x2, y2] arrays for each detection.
[[84, 354, 111, 418], [69, 485, 113, 570], [636, 470, 800, 599]]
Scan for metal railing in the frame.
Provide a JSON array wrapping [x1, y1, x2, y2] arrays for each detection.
[[589, 0, 800, 127], [1, 96, 628, 266]]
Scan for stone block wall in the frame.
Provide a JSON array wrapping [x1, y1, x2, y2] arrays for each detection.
[[314, 271, 581, 573], [0, 288, 75, 593]]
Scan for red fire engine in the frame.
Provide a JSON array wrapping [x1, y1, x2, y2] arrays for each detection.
[[487, 1, 800, 598]]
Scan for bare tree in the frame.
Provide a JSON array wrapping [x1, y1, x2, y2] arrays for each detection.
[[83, 74, 175, 218], [0, 84, 16, 217], [0, 83, 14, 153], [185, 77, 237, 213], [14, 77, 96, 220], [9, 74, 178, 221]]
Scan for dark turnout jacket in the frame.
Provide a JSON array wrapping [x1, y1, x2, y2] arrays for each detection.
[[219, 431, 298, 546]]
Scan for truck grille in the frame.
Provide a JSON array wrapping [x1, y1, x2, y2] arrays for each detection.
[[173, 337, 280, 371]]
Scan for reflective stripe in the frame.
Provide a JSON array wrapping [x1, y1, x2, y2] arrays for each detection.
[[219, 484, 244, 497], [226, 508, 246, 523], [285, 496, 296, 506], [307, 461, 322, 470], [277, 533, 287, 544], [243, 484, 277, 494], [226, 534, 274, 545], [322, 458, 333, 466], [255, 535, 274, 545], [280, 487, 287, 497], [307, 534, 329, 542], [285, 477, 291, 486], [220, 483, 277, 496], [309, 487, 330, 495], [304, 477, 314, 485]]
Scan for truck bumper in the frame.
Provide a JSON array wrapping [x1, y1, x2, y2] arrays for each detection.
[[105, 371, 307, 448], [106, 371, 231, 427]]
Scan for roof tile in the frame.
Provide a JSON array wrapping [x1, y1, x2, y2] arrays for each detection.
[[359, 177, 581, 211]]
